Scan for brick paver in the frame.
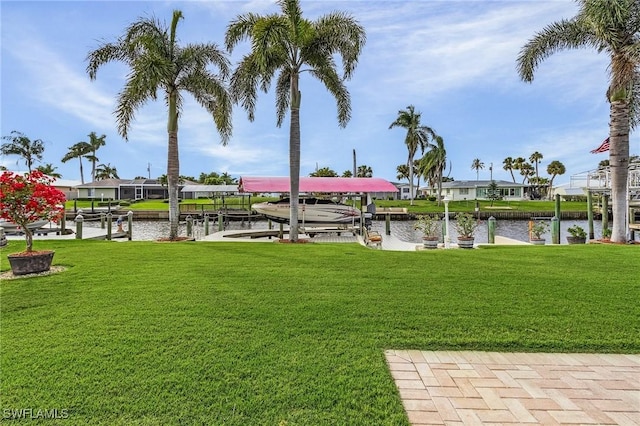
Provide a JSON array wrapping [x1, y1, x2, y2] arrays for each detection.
[[386, 350, 640, 425]]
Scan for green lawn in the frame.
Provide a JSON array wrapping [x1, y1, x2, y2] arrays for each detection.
[[1, 241, 638, 424]]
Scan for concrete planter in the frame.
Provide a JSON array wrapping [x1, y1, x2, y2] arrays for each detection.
[[7, 250, 54, 276], [530, 238, 545, 245]]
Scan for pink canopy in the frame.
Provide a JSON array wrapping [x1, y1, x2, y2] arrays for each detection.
[[239, 176, 398, 193]]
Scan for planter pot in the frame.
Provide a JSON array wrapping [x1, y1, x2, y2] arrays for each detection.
[[422, 237, 439, 250], [566, 236, 586, 245], [457, 237, 475, 249], [7, 250, 54, 276], [530, 238, 545, 245]]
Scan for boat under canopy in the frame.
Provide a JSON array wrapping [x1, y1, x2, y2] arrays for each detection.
[[252, 197, 360, 224]]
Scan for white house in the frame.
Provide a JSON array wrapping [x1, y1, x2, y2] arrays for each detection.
[[420, 180, 530, 201]]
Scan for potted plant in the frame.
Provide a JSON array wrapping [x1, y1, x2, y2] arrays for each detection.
[[454, 212, 477, 249], [567, 224, 587, 244], [0, 170, 66, 275], [529, 220, 548, 245], [414, 214, 441, 249]]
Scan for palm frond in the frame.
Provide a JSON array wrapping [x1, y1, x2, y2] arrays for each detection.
[[517, 19, 596, 82], [275, 70, 291, 127], [181, 70, 232, 144]]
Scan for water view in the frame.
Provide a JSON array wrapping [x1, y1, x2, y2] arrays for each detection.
[[83, 218, 609, 244]]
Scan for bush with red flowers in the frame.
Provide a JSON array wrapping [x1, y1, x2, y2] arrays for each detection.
[[0, 170, 66, 253]]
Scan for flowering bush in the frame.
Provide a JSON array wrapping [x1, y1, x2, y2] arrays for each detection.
[[0, 170, 66, 253]]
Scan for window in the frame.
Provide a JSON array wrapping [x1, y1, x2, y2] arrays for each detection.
[[459, 188, 469, 195]]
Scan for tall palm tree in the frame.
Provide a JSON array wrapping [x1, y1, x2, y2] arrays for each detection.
[[87, 10, 232, 240], [61, 142, 91, 184], [518, 0, 640, 243], [471, 158, 484, 181], [419, 135, 447, 203], [36, 163, 62, 179], [389, 105, 436, 205], [529, 151, 543, 183], [503, 157, 517, 183], [546, 160, 566, 200], [225, 0, 365, 241], [95, 163, 120, 180], [1, 131, 45, 172], [83, 132, 107, 182]]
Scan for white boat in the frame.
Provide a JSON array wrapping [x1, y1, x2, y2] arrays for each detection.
[[0, 219, 50, 234], [252, 198, 361, 224]]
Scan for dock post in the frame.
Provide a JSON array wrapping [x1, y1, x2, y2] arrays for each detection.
[[279, 223, 284, 239], [587, 191, 594, 240], [106, 213, 113, 240], [554, 194, 561, 243], [186, 215, 193, 237], [127, 211, 133, 240], [218, 213, 224, 232], [204, 215, 210, 236], [60, 209, 66, 234], [551, 217, 559, 244], [602, 194, 609, 234], [75, 213, 84, 239], [385, 213, 391, 235], [100, 212, 106, 229], [488, 216, 496, 244]]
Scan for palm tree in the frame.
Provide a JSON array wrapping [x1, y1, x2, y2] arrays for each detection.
[[95, 163, 120, 180], [225, 0, 365, 242], [83, 132, 107, 182], [309, 167, 337, 177], [36, 163, 62, 179], [519, 162, 535, 185], [529, 151, 543, 182], [389, 105, 436, 205], [341, 170, 353, 178], [61, 142, 91, 184], [471, 158, 484, 181], [356, 165, 373, 178], [419, 135, 447, 203], [396, 164, 409, 182], [1, 131, 45, 172], [87, 10, 233, 240], [546, 160, 566, 200], [518, 0, 640, 243], [503, 157, 517, 183]]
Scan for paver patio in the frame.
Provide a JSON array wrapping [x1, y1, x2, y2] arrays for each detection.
[[385, 350, 640, 425]]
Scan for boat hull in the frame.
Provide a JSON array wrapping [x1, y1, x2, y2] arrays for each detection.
[[252, 198, 361, 224], [0, 219, 50, 233]]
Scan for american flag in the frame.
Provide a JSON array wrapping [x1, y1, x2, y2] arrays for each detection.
[[590, 137, 610, 154]]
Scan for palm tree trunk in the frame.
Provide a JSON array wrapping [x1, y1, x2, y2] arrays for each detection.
[[609, 100, 630, 243], [408, 155, 414, 206], [167, 92, 180, 240], [289, 79, 301, 242], [79, 158, 85, 185]]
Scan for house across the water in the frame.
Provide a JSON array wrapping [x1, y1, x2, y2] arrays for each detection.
[[420, 180, 531, 201]]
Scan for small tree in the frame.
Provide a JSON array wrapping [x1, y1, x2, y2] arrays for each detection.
[[0, 171, 66, 253], [486, 180, 502, 206]]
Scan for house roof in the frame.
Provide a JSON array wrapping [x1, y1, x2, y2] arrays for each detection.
[[238, 176, 399, 193]]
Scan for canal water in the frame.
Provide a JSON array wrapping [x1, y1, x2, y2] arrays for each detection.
[[83, 218, 609, 244]]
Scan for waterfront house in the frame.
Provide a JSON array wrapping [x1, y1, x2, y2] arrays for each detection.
[[420, 180, 530, 201]]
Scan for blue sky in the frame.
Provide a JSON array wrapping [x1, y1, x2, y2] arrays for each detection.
[[2, 0, 638, 185]]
